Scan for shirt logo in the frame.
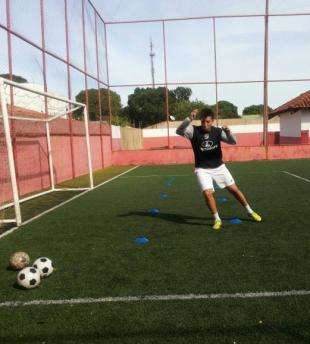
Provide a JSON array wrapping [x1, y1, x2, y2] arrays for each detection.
[[200, 139, 218, 151]]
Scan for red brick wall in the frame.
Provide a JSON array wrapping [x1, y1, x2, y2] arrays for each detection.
[[1, 118, 112, 203], [2, 118, 309, 205], [279, 130, 309, 144], [112, 145, 310, 166]]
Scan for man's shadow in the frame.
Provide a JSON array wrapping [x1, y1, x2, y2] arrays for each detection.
[[118, 210, 253, 226], [118, 210, 211, 226]]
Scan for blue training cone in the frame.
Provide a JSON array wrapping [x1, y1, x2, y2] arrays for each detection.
[[160, 192, 169, 200], [217, 196, 228, 204], [149, 208, 160, 216], [165, 177, 175, 187], [135, 236, 149, 245], [230, 217, 242, 225]]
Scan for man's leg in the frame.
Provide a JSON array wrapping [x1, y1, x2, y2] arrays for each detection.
[[195, 168, 222, 230], [226, 183, 248, 206], [226, 184, 262, 222], [202, 189, 222, 230]]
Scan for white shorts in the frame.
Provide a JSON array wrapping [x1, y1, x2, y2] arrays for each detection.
[[195, 164, 235, 192]]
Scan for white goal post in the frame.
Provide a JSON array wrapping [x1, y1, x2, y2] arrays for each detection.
[[0, 77, 94, 226]]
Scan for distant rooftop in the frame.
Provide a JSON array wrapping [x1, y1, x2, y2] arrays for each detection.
[[269, 91, 310, 118]]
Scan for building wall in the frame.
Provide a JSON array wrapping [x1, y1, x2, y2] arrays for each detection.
[[278, 110, 310, 144], [301, 110, 310, 136], [280, 111, 301, 138], [110, 122, 309, 149], [141, 123, 280, 149]]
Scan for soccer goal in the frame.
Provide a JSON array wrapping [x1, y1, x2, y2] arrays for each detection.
[[0, 77, 94, 227]]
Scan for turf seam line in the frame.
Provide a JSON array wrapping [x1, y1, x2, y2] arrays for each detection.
[[120, 171, 279, 178], [1, 290, 309, 307], [281, 171, 310, 183], [0, 165, 140, 240], [120, 174, 192, 178]]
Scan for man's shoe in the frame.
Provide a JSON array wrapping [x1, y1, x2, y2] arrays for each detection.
[[213, 219, 222, 230], [249, 211, 262, 222]]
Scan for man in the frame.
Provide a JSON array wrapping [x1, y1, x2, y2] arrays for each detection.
[[176, 107, 262, 230]]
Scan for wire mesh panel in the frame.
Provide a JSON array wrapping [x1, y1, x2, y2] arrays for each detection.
[[10, 118, 50, 196], [0, 78, 94, 226]]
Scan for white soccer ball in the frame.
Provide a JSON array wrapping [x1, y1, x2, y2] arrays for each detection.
[[17, 267, 41, 289], [33, 257, 54, 278]]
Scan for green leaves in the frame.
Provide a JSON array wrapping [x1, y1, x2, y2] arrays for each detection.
[[75, 88, 122, 122]]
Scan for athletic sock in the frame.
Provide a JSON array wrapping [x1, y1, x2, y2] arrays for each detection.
[[245, 204, 253, 214], [213, 212, 221, 221]]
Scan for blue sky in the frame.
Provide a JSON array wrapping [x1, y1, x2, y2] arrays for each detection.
[[1, 0, 310, 115]]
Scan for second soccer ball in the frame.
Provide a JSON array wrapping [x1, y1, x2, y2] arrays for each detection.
[[33, 257, 54, 278]]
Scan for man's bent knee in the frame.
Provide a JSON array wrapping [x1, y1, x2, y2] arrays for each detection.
[[203, 189, 214, 198]]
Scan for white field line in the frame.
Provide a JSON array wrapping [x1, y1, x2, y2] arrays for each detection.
[[281, 171, 310, 183], [0, 166, 140, 240], [0, 290, 309, 308]]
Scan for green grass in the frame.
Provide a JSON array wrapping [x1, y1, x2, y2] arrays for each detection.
[[0, 160, 309, 343]]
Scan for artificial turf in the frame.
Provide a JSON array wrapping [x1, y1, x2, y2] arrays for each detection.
[[0, 159, 309, 343]]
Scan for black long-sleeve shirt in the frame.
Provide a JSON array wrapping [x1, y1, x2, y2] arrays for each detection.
[[176, 118, 236, 168]]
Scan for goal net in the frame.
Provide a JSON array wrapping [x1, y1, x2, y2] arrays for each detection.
[[0, 77, 94, 228]]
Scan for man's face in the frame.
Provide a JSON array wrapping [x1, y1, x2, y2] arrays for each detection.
[[201, 116, 214, 132]]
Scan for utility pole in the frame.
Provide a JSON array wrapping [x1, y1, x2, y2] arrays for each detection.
[[149, 38, 155, 88]]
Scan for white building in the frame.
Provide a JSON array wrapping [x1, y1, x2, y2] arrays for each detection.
[[269, 91, 310, 144]]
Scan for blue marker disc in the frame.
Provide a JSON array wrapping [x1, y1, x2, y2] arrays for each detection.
[[160, 193, 168, 200], [135, 236, 149, 245], [149, 208, 160, 216], [165, 177, 175, 187], [230, 217, 242, 225], [218, 196, 228, 204]]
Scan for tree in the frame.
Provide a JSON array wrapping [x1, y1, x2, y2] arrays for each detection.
[[171, 87, 192, 102], [190, 100, 208, 112], [0, 74, 28, 83], [75, 88, 122, 121], [171, 100, 192, 121], [125, 87, 177, 127], [212, 100, 239, 118], [242, 104, 273, 115], [170, 99, 207, 120]]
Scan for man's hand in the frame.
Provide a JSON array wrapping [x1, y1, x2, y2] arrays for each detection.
[[189, 109, 199, 121], [222, 125, 231, 135]]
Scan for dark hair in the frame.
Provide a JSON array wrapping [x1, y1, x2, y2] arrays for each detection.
[[200, 107, 214, 120]]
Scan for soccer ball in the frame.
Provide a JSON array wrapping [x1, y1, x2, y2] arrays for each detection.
[[17, 267, 41, 289], [33, 257, 54, 278], [9, 252, 30, 270]]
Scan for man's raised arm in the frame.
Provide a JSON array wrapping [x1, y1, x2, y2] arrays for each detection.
[[176, 109, 198, 140], [220, 125, 237, 145]]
